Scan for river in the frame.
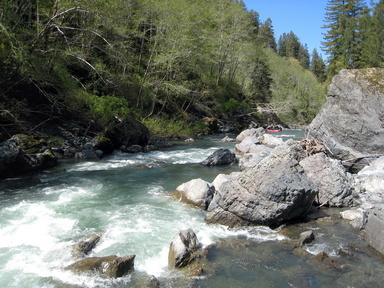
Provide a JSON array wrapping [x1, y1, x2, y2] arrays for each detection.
[[1, 130, 383, 288]]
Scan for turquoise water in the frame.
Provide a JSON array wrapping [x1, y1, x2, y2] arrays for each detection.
[[0, 131, 383, 287]]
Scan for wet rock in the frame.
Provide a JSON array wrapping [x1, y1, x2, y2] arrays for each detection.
[[68, 255, 135, 277], [300, 152, 357, 207], [308, 68, 384, 169], [106, 118, 150, 151], [75, 144, 102, 159], [365, 209, 384, 255], [201, 148, 237, 166], [121, 144, 143, 153], [236, 127, 265, 142], [298, 231, 315, 247], [72, 234, 103, 258], [168, 229, 200, 269], [175, 178, 215, 210], [206, 140, 318, 228], [89, 136, 114, 155]]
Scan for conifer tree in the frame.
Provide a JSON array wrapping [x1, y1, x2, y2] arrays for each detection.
[[322, 0, 368, 75], [310, 48, 327, 82], [258, 18, 276, 51], [361, 0, 384, 67]]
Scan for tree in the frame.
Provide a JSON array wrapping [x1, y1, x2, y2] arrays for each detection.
[[278, 31, 300, 58], [258, 18, 276, 51], [297, 44, 310, 69], [361, 0, 384, 67], [322, 0, 369, 75], [310, 48, 327, 82]]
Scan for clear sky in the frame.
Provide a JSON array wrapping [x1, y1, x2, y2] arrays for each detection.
[[242, 0, 378, 59]]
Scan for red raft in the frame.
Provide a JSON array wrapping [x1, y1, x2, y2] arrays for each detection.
[[266, 126, 282, 133]]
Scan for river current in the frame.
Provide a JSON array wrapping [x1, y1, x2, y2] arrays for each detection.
[[1, 130, 383, 288]]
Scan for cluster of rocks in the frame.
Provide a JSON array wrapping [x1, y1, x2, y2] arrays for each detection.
[[174, 68, 384, 258], [0, 117, 164, 178]]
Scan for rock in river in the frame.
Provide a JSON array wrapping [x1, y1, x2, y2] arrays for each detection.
[[201, 148, 237, 166], [175, 178, 215, 210], [67, 255, 135, 278], [206, 140, 318, 228], [168, 229, 200, 269]]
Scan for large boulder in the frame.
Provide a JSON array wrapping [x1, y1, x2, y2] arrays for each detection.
[[168, 229, 200, 269], [201, 148, 237, 166], [236, 127, 265, 142], [299, 152, 356, 207], [175, 178, 215, 210], [67, 255, 135, 277], [106, 118, 150, 151], [308, 68, 384, 164], [206, 140, 318, 228], [365, 209, 384, 255]]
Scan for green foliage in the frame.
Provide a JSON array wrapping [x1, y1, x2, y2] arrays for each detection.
[[142, 116, 209, 138], [266, 49, 326, 125], [85, 94, 132, 126], [223, 98, 245, 114]]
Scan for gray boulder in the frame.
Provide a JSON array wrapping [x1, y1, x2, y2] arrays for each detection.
[[201, 148, 237, 166], [175, 178, 215, 210], [300, 152, 356, 207], [67, 255, 135, 277], [262, 134, 284, 146], [235, 136, 262, 154], [298, 231, 315, 247], [168, 229, 200, 269], [308, 68, 384, 166], [238, 145, 273, 171], [206, 140, 318, 228], [236, 127, 265, 142], [365, 209, 384, 255], [211, 172, 241, 193]]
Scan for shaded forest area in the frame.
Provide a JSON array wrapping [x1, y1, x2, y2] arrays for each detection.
[[0, 0, 382, 140]]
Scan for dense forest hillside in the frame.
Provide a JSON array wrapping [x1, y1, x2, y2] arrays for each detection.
[[0, 0, 382, 140]]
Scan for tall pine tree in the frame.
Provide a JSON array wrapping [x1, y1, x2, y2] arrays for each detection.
[[322, 0, 368, 75], [361, 0, 384, 67]]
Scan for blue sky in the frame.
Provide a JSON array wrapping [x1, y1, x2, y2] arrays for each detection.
[[242, 0, 378, 59]]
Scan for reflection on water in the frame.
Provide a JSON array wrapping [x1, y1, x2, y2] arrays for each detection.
[[0, 132, 383, 287]]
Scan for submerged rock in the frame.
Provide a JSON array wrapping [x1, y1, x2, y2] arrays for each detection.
[[206, 140, 318, 228], [72, 234, 103, 258], [201, 148, 237, 166], [168, 229, 200, 269], [68, 255, 135, 277]]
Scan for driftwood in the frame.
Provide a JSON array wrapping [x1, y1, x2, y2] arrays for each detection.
[[300, 138, 327, 156]]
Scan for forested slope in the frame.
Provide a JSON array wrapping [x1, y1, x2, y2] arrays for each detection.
[[1, 0, 381, 140]]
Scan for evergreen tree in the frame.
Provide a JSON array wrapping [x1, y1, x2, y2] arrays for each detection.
[[278, 31, 300, 59], [361, 0, 384, 67], [322, 0, 369, 75], [310, 48, 327, 82], [298, 44, 310, 69], [258, 18, 276, 51]]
